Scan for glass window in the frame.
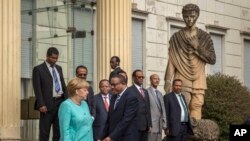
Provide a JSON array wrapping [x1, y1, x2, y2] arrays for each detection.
[[244, 40, 250, 88], [72, 7, 94, 82], [132, 19, 144, 71], [210, 34, 223, 74]]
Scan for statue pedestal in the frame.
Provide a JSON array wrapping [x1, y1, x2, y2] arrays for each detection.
[[189, 119, 220, 141]]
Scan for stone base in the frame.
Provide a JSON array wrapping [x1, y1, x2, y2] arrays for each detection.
[[189, 118, 220, 141], [0, 127, 20, 141]]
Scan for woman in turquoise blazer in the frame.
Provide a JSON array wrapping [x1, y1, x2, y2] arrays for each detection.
[[59, 77, 94, 141]]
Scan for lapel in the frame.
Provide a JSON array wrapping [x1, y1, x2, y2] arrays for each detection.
[[109, 94, 117, 114], [180, 94, 189, 111], [98, 93, 107, 113], [98, 93, 105, 106], [181, 95, 188, 107], [55, 65, 63, 82], [109, 93, 112, 100], [113, 89, 127, 111], [149, 87, 161, 110], [171, 92, 181, 110], [55, 65, 61, 74], [42, 62, 52, 79], [133, 85, 145, 100], [114, 67, 121, 73], [99, 93, 112, 113]]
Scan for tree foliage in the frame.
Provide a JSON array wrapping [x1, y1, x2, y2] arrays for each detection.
[[202, 73, 250, 141]]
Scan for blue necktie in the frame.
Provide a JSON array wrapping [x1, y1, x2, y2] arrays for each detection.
[[51, 65, 60, 93], [114, 95, 121, 109], [179, 95, 188, 122]]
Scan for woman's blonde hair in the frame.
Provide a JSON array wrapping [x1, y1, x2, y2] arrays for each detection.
[[67, 77, 89, 97]]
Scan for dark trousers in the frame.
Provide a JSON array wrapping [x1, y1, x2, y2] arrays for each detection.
[[167, 124, 188, 141], [39, 98, 63, 141], [138, 130, 148, 141]]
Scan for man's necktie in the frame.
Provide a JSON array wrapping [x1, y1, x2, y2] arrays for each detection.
[[179, 95, 188, 122], [140, 87, 145, 98], [155, 90, 162, 112], [114, 95, 121, 109], [104, 96, 109, 112], [51, 65, 60, 93]]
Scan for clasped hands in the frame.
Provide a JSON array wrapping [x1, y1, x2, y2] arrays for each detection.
[[164, 128, 169, 135], [39, 106, 47, 113]]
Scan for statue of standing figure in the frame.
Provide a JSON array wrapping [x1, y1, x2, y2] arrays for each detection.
[[164, 3, 216, 120]]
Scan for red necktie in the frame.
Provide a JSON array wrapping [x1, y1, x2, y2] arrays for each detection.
[[104, 96, 109, 112], [140, 88, 145, 98]]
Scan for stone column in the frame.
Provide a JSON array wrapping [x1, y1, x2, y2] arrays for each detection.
[[97, 0, 132, 84], [0, 0, 21, 140]]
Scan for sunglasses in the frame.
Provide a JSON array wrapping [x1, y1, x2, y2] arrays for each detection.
[[78, 73, 87, 76], [136, 76, 144, 79]]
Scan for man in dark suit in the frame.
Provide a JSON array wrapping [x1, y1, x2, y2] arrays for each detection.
[[32, 47, 68, 141], [76, 65, 96, 118], [163, 79, 193, 141], [93, 79, 112, 141], [129, 69, 152, 141], [103, 75, 139, 141], [109, 56, 124, 81]]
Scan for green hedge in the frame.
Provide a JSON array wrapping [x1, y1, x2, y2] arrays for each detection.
[[202, 73, 250, 141]]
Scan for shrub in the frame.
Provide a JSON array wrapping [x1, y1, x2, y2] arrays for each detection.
[[202, 73, 250, 141]]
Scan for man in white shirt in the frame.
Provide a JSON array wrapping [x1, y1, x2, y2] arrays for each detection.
[[32, 47, 68, 141], [93, 79, 112, 141], [163, 79, 193, 141]]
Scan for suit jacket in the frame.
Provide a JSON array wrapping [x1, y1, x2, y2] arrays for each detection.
[[32, 62, 68, 111], [109, 67, 123, 81], [104, 88, 139, 141], [93, 93, 112, 140], [128, 85, 152, 131], [87, 86, 96, 118], [163, 92, 193, 136], [147, 87, 167, 133]]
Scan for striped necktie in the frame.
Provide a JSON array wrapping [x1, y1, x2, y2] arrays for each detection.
[[51, 65, 60, 93], [104, 96, 109, 112], [178, 94, 188, 122], [140, 87, 145, 98]]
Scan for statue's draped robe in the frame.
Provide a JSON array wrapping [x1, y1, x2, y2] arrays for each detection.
[[165, 28, 216, 94]]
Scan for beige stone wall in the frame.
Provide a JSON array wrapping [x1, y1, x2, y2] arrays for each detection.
[[133, 0, 250, 91]]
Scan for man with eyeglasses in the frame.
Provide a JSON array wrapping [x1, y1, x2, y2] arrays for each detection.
[[76, 65, 96, 118], [103, 75, 139, 141], [129, 69, 152, 141]]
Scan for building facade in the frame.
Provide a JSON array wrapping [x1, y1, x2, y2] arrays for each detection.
[[0, 0, 250, 140]]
